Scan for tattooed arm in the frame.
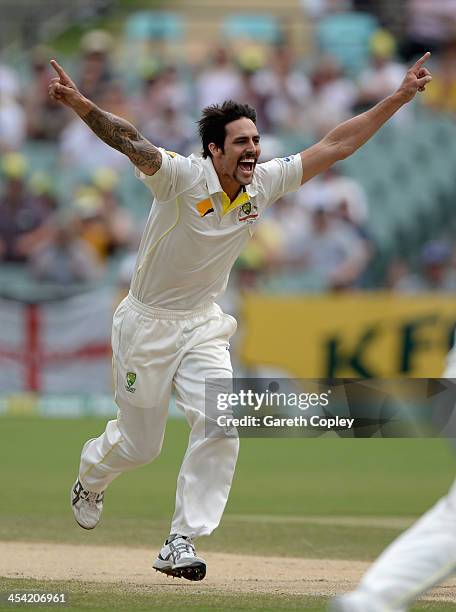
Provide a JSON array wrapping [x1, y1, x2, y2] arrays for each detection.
[[80, 108, 162, 175], [48, 59, 161, 176]]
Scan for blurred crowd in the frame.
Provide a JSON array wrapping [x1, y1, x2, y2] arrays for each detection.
[[1, 0, 456, 294]]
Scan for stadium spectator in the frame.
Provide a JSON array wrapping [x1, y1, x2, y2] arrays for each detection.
[[77, 30, 115, 100], [96, 80, 135, 124], [71, 176, 133, 264], [236, 209, 288, 287], [59, 115, 129, 172], [304, 56, 357, 139], [133, 67, 162, 125], [299, 199, 370, 289], [251, 46, 312, 135], [256, 194, 314, 290], [117, 236, 142, 294], [91, 166, 134, 256], [9, 173, 60, 261], [389, 241, 456, 292], [143, 65, 190, 117], [29, 171, 59, 215], [140, 102, 194, 155], [385, 258, 416, 291], [24, 46, 68, 141], [259, 180, 369, 291], [271, 194, 311, 260], [30, 214, 102, 285], [0, 153, 53, 263], [235, 68, 269, 132], [0, 63, 21, 100], [356, 30, 410, 125], [402, 0, 456, 60], [422, 37, 456, 114], [299, 166, 369, 229], [0, 76, 26, 152], [321, 168, 374, 281], [196, 46, 243, 109], [134, 65, 193, 152]]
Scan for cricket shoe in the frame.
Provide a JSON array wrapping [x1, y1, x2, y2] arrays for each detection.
[[153, 534, 206, 581], [71, 478, 104, 530]]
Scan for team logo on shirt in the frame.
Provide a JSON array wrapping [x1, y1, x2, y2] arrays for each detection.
[[238, 201, 258, 223], [196, 198, 214, 217], [125, 372, 137, 393]]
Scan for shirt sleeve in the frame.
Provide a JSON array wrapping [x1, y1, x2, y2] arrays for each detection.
[[254, 154, 303, 207], [135, 149, 198, 202]]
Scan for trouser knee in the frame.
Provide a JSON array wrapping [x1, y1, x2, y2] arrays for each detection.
[[125, 439, 163, 466], [209, 434, 239, 463]]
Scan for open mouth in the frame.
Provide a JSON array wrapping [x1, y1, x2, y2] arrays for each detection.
[[238, 158, 256, 174]]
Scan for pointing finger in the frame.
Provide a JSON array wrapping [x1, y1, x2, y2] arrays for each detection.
[[50, 59, 70, 82], [412, 51, 431, 72]]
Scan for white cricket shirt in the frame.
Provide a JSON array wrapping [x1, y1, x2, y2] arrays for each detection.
[[130, 150, 303, 310]]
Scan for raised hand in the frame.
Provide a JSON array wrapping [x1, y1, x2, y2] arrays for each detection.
[[397, 52, 433, 103], [48, 59, 82, 109]]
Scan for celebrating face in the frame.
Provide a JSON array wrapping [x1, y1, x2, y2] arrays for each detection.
[[209, 117, 261, 194]]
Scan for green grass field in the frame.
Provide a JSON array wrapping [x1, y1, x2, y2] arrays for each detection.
[[1, 416, 455, 610]]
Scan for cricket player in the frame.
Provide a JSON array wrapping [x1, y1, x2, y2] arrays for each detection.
[[330, 354, 456, 611], [48, 53, 432, 582]]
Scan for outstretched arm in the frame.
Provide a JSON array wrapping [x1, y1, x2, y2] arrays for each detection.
[[299, 52, 433, 185], [48, 59, 161, 176]]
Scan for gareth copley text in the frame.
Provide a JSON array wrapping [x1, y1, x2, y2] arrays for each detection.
[[217, 415, 355, 429]]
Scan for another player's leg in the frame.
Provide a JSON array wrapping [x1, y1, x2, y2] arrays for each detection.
[[153, 308, 238, 581], [330, 482, 456, 610], [330, 352, 456, 611]]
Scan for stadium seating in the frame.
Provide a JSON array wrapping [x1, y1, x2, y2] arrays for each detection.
[[23, 141, 58, 174], [122, 11, 185, 88], [316, 11, 378, 75], [341, 108, 456, 263], [124, 11, 184, 41], [221, 13, 281, 44]]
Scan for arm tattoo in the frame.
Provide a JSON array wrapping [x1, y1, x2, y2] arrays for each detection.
[[82, 107, 162, 173]]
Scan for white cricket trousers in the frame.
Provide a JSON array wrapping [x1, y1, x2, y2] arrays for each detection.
[[351, 482, 456, 611], [346, 353, 456, 611], [78, 292, 239, 539]]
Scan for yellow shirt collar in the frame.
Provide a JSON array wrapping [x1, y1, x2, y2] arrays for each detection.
[[200, 156, 258, 212], [221, 188, 250, 217]]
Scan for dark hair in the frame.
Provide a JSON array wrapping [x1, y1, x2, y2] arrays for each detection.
[[198, 100, 257, 158]]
